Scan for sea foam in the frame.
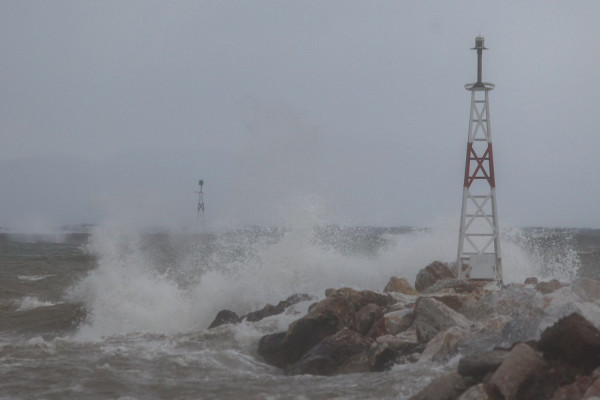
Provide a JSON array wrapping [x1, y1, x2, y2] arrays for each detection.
[[69, 218, 581, 338]]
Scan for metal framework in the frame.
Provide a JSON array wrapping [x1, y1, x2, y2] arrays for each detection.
[[196, 179, 205, 222], [457, 37, 502, 282]]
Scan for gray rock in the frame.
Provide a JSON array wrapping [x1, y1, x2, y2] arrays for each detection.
[[457, 384, 492, 400], [524, 277, 538, 285], [419, 326, 471, 363], [489, 343, 547, 400], [457, 349, 510, 378], [208, 309, 241, 329], [421, 278, 482, 295], [384, 276, 419, 295], [384, 309, 414, 335], [538, 313, 600, 374], [355, 303, 384, 335], [414, 297, 472, 343], [368, 330, 420, 371], [409, 372, 474, 400], [535, 279, 564, 294], [415, 261, 455, 292], [286, 328, 372, 376], [257, 288, 394, 370]]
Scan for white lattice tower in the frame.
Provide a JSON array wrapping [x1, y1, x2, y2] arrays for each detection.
[[457, 37, 502, 282]]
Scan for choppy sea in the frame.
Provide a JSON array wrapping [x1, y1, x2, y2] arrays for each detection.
[[1, 223, 598, 399]]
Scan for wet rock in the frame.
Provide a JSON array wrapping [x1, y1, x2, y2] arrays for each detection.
[[368, 330, 419, 371], [571, 278, 600, 303], [499, 317, 544, 347], [457, 349, 510, 378], [386, 292, 418, 311], [258, 288, 394, 369], [384, 276, 419, 295], [278, 293, 314, 308], [355, 304, 384, 335], [584, 377, 600, 398], [538, 313, 600, 374], [414, 261, 455, 292], [550, 375, 593, 400], [257, 332, 287, 367], [536, 279, 565, 294], [384, 309, 414, 335], [245, 293, 313, 322], [286, 328, 372, 376], [367, 316, 388, 338], [489, 343, 547, 400], [420, 293, 475, 314], [408, 371, 474, 400], [335, 351, 371, 374], [245, 304, 284, 322], [210, 293, 313, 327], [323, 287, 394, 308], [257, 306, 342, 368], [420, 278, 483, 295], [419, 326, 471, 363], [208, 309, 241, 329], [414, 297, 472, 343], [475, 284, 545, 326], [524, 277, 539, 285], [457, 384, 493, 400]]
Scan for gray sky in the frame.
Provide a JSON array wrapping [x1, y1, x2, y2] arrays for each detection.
[[1, 1, 600, 230]]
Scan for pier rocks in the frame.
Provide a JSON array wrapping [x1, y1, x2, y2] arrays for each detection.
[[203, 261, 600, 399]]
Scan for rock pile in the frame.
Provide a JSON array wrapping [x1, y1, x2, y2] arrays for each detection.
[[208, 260, 600, 399], [208, 293, 314, 329], [412, 313, 600, 400]]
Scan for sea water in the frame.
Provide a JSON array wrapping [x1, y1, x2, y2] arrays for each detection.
[[0, 222, 597, 399]]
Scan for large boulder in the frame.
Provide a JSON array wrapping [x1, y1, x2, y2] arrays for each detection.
[[209, 293, 313, 328], [368, 330, 420, 371], [538, 313, 600, 374], [419, 326, 471, 363], [384, 309, 415, 335], [408, 372, 474, 400], [584, 377, 600, 398], [457, 349, 510, 378], [246, 293, 314, 322], [419, 292, 476, 314], [414, 261, 454, 292], [384, 276, 419, 295], [257, 332, 287, 367], [208, 309, 241, 329], [354, 303, 384, 335], [550, 375, 594, 400], [457, 384, 493, 400], [571, 278, 600, 303], [258, 288, 394, 369], [535, 279, 565, 294], [414, 297, 472, 343], [489, 343, 548, 400], [420, 278, 483, 295], [245, 304, 284, 322], [286, 328, 372, 376]]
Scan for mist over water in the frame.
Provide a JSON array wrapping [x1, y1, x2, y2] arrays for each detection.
[[67, 215, 582, 339], [0, 213, 592, 399]]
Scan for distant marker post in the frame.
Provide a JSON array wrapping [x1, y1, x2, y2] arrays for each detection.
[[457, 36, 502, 283], [196, 179, 204, 223]]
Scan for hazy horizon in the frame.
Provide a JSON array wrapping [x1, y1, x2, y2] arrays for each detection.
[[2, 1, 600, 230]]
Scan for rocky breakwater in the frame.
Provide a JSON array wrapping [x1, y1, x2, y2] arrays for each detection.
[[209, 261, 600, 399]]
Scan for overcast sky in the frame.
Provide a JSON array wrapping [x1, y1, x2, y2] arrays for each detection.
[[1, 1, 599, 231]]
